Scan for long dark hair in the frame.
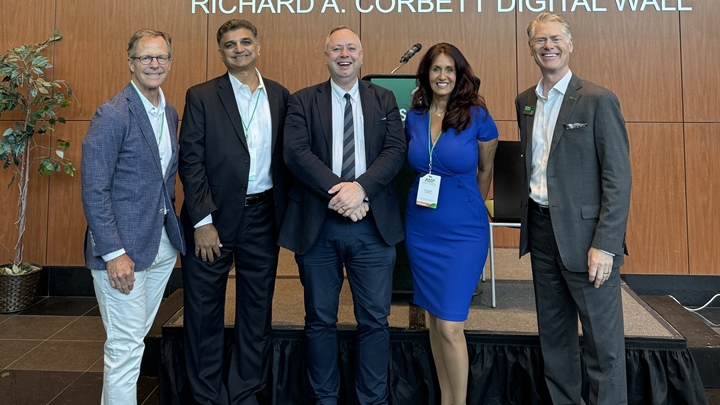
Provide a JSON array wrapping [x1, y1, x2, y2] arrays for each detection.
[[410, 43, 488, 134]]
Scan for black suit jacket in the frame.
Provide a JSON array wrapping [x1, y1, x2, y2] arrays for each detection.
[[179, 73, 291, 242], [515, 75, 631, 271], [278, 79, 406, 255]]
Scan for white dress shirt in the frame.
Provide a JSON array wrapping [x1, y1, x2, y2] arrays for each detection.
[[195, 69, 273, 228], [103, 82, 172, 262], [529, 69, 573, 206], [330, 79, 367, 179], [329, 79, 367, 208]]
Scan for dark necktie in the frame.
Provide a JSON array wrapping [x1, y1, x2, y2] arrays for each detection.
[[341, 93, 355, 182]]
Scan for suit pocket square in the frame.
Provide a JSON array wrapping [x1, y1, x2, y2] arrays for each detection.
[[381, 117, 387, 120], [564, 122, 588, 130]]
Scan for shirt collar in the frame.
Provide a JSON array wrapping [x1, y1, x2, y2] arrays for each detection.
[[330, 78, 359, 103], [535, 69, 573, 100], [130, 80, 166, 115], [228, 68, 266, 95]]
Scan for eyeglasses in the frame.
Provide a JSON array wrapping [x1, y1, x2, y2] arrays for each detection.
[[131, 55, 171, 65]]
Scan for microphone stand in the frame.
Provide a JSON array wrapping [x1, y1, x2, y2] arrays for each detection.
[[390, 61, 408, 74]]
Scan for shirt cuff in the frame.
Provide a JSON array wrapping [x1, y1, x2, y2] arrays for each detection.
[[353, 181, 369, 202], [598, 249, 615, 257], [194, 214, 213, 228], [102, 249, 126, 262]]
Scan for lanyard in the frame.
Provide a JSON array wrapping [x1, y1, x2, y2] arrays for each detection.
[[427, 107, 443, 174], [240, 90, 262, 140], [130, 81, 165, 146]]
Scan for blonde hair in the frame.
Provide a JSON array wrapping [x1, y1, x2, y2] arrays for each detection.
[[527, 12, 572, 44]]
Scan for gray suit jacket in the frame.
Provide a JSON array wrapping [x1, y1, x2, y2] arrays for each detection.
[[82, 84, 186, 271], [516, 74, 631, 272]]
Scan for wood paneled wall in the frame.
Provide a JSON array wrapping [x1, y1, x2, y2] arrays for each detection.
[[1, 1, 717, 275]]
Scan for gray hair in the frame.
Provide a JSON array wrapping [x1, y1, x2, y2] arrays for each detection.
[[527, 12, 572, 44], [325, 26, 362, 51], [127, 29, 172, 58]]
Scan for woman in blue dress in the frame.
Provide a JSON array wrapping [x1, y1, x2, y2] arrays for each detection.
[[405, 43, 499, 405]]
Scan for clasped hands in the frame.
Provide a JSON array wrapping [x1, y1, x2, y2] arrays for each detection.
[[329, 182, 368, 222]]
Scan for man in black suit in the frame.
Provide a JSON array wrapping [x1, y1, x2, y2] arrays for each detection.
[[516, 13, 631, 405], [178, 19, 290, 405], [279, 26, 406, 405]]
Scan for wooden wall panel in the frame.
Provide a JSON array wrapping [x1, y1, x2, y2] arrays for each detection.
[[0, 0, 54, 265], [0, 141, 50, 266], [622, 124, 687, 274], [207, 13, 360, 94], [0, 0, 55, 122], [516, 10, 682, 123], [360, 6, 517, 121], [54, 0, 207, 120], [681, 2, 720, 122], [46, 122, 89, 266], [685, 124, 720, 275]]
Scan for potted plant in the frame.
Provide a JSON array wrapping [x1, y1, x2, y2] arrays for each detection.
[[0, 30, 78, 313]]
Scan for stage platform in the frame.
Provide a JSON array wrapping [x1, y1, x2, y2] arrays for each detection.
[[158, 249, 712, 404]]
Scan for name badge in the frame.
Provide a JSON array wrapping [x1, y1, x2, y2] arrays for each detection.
[[523, 106, 535, 115], [248, 147, 257, 181], [416, 173, 440, 209]]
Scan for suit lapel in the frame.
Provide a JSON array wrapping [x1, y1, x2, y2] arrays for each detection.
[[316, 81, 333, 162], [549, 74, 582, 157], [266, 81, 280, 153], [125, 85, 163, 176], [165, 107, 178, 181], [359, 80, 375, 160], [522, 91, 538, 177], [217, 73, 249, 151]]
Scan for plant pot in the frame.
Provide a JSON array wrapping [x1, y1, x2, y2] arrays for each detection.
[[0, 268, 42, 313]]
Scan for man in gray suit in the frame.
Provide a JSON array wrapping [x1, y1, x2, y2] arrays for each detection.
[[515, 12, 632, 405], [82, 29, 185, 405]]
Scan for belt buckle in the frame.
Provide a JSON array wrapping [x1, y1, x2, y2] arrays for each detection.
[[245, 191, 265, 207]]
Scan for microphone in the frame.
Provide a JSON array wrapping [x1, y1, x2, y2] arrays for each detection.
[[399, 43, 422, 63]]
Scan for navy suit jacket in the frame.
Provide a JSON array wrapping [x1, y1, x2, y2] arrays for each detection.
[[82, 84, 186, 271], [279, 79, 406, 255]]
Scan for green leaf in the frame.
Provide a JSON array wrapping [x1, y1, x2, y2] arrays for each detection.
[[49, 118, 56, 125], [39, 158, 54, 175], [58, 117, 66, 124], [64, 163, 75, 176], [1, 371, 9, 378], [55, 149, 64, 159], [2, 128, 11, 137], [8, 173, 15, 187], [60, 101, 70, 108]]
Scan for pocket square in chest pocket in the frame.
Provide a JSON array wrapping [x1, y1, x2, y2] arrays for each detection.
[[564, 122, 588, 130]]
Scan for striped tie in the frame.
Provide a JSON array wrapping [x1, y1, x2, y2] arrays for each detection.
[[341, 93, 355, 182]]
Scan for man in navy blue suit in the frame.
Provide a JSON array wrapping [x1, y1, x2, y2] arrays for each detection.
[[279, 26, 406, 405], [82, 29, 185, 405]]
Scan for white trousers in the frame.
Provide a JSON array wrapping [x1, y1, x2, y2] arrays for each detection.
[[92, 226, 177, 405]]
